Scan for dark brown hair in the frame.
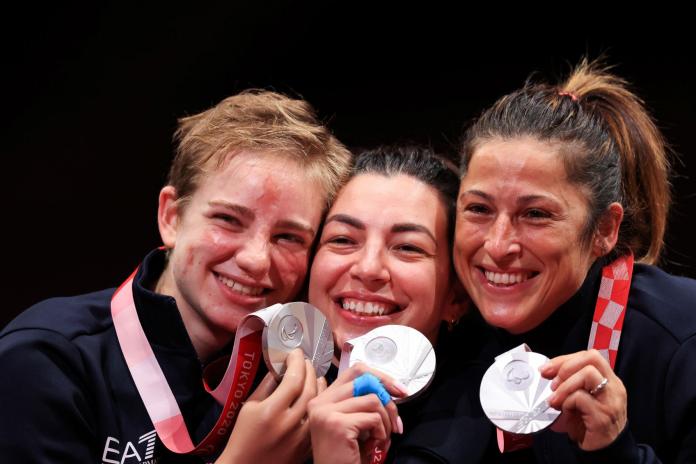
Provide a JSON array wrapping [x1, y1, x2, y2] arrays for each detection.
[[461, 59, 671, 264]]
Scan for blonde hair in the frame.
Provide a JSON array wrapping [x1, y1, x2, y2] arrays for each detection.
[[168, 89, 352, 210]]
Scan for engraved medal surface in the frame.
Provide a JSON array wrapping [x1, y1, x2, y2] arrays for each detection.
[[263, 302, 334, 380], [480, 344, 560, 434], [346, 325, 436, 402]]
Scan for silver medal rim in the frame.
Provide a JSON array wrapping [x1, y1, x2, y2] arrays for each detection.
[[479, 350, 560, 434], [348, 324, 436, 403], [263, 302, 334, 380]]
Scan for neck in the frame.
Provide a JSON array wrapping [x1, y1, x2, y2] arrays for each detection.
[[154, 267, 233, 362]]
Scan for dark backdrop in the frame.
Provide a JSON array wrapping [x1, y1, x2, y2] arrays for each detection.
[[3, 3, 695, 328]]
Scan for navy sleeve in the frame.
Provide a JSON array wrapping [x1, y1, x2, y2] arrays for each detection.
[[0, 329, 98, 463], [575, 336, 696, 463], [664, 334, 696, 463]]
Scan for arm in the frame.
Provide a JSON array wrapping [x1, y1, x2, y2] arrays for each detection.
[[0, 329, 97, 463], [216, 348, 323, 463]]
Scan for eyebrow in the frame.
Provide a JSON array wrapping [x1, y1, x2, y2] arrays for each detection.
[[391, 223, 437, 243], [459, 189, 492, 202], [210, 200, 315, 235], [460, 190, 556, 206], [324, 214, 365, 230], [209, 200, 255, 219], [325, 214, 436, 243], [276, 220, 315, 236]]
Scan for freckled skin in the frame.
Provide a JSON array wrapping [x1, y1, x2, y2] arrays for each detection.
[[156, 151, 325, 359]]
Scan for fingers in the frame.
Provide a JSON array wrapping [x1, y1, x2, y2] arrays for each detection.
[[267, 349, 308, 411], [561, 387, 627, 449], [285, 359, 318, 422], [317, 375, 328, 394], [540, 349, 610, 381], [335, 362, 409, 398], [539, 350, 628, 450], [246, 372, 279, 402], [548, 364, 606, 409], [324, 396, 393, 437]]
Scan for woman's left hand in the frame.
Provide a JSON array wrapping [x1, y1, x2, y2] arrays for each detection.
[[539, 349, 627, 451]]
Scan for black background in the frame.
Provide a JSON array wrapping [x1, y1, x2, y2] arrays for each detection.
[[3, 3, 695, 328]]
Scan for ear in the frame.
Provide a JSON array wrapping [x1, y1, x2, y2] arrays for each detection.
[[593, 202, 624, 257], [441, 279, 470, 324], [158, 186, 180, 249]]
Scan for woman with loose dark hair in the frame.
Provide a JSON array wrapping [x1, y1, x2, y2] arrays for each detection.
[[444, 59, 696, 462], [306, 145, 469, 463]]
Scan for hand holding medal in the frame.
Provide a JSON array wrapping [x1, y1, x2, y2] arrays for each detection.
[[308, 325, 436, 464], [539, 349, 627, 451], [481, 344, 628, 452]]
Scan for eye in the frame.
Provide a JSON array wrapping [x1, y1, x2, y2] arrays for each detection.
[[275, 233, 307, 246], [392, 243, 428, 256], [523, 208, 552, 220], [213, 213, 242, 226], [325, 235, 356, 247], [463, 203, 491, 215]]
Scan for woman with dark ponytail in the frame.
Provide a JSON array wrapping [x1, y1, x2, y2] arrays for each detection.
[[398, 60, 696, 463]]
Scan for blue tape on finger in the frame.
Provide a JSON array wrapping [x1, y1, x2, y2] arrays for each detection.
[[353, 372, 391, 406]]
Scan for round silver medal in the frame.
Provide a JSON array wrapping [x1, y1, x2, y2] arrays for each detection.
[[480, 349, 560, 434], [263, 302, 334, 380], [346, 325, 435, 402]]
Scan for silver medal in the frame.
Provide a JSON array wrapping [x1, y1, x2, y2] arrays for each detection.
[[480, 344, 560, 434], [344, 325, 436, 402], [262, 302, 334, 380]]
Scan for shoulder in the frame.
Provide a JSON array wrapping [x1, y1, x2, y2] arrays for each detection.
[[627, 264, 696, 344], [1, 288, 116, 341]]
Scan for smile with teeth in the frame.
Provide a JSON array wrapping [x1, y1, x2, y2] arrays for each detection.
[[340, 297, 397, 316], [217, 274, 265, 296], [483, 269, 534, 286]]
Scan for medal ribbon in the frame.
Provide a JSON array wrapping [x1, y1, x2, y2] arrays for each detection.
[[111, 269, 282, 456], [498, 253, 634, 452]]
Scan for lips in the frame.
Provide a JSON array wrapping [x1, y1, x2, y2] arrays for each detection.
[[216, 273, 268, 296], [336, 296, 401, 317], [478, 267, 539, 287]]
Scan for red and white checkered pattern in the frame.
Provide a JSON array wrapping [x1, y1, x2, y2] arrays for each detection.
[[587, 254, 634, 369]]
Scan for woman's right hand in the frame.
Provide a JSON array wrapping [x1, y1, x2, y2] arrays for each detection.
[[307, 363, 407, 464], [217, 349, 324, 463]]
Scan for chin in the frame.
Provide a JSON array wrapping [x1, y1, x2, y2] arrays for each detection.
[[480, 305, 525, 333]]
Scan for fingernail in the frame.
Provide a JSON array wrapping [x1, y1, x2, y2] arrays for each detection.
[[396, 416, 404, 434], [550, 376, 559, 391], [548, 392, 556, 405], [539, 362, 550, 372], [393, 381, 409, 395]]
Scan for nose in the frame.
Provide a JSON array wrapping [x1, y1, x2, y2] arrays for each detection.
[[484, 215, 521, 262], [349, 243, 390, 285], [235, 235, 271, 279]]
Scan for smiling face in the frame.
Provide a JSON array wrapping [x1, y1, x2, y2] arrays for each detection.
[[308, 173, 457, 350], [157, 151, 325, 358], [454, 137, 599, 334]]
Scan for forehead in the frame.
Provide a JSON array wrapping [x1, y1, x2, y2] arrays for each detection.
[[188, 150, 325, 221], [464, 138, 577, 192], [330, 173, 448, 228], [468, 137, 566, 179], [202, 150, 320, 195]]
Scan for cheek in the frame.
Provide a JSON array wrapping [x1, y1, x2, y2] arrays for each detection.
[[272, 248, 311, 287], [398, 265, 440, 315], [454, 222, 483, 260]]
